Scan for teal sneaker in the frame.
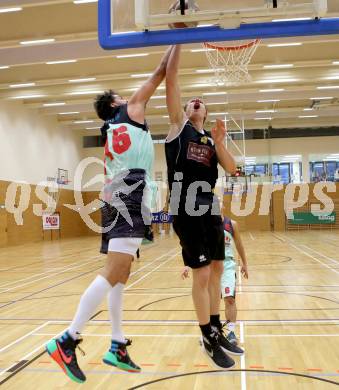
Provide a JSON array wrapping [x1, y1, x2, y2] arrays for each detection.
[[226, 331, 238, 345], [46, 332, 86, 383], [103, 339, 141, 373]]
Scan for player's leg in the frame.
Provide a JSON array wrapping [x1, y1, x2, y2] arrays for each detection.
[[174, 215, 235, 369], [225, 296, 238, 344], [45, 262, 118, 383], [207, 217, 244, 356], [103, 238, 142, 372], [221, 257, 240, 345]]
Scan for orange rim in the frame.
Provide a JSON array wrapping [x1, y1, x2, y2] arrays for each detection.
[[204, 39, 260, 51]]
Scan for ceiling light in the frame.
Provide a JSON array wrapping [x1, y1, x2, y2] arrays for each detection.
[[58, 112, 80, 115], [210, 112, 228, 116], [69, 78, 96, 83], [20, 39, 55, 45], [0, 7, 22, 13], [203, 92, 227, 96], [206, 102, 228, 105], [257, 99, 280, 103], [10, 95, 45, 99], [68, 90, 101, 95], [198, 24, 214, 27], [254, 117, 272, 120], [259, 88, 285, 92], [162, 115, 169, 118], [116, 53, 149, 58], [0, 66, 10, 70], [298, 115, 318, 118], [10, 83, 36, 88], [303, 108, 313, 111], [46, 60, 77, 65], [284, 155, 301, 158], [317, 85, 339, 90], [73, 0, 97, 3], [263, 64, 294, 69], [267, 43, 302, 47], [43, 102, 66, 107], [130, 73, 152, 78], [191, 48, 216, 52], [196, 68, 223, 73], [272, 17, 311, 22], [256, 110, 276, 113], [112, 31, 137, 36], [310, 97, 333, 100], [74, 120, 94, 124], [86, 126, 101, 130], [150, 95, 165, 100], [191, 83, 211, 88], [324, 76, 339, 80], [155, 105, 167, 109], [257, 78, 298, 84], [332, 61, 339, 65]]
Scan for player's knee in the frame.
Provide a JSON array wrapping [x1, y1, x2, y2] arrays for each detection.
[[225, 296, 235, 305], [210, 261, 223, 277], [193, 266, 210, 288]]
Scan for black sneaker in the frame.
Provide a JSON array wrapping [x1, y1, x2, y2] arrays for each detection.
[[201, 335, 235, 370], [46, 332, 86, 383], [103, 339, 141, 372], [212, 325, 244, 356]]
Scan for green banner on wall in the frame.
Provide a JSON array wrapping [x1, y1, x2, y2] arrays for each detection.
[[288, 212, 336, 225]]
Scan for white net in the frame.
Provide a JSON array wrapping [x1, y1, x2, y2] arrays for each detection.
[[203, 39, 260, 86]]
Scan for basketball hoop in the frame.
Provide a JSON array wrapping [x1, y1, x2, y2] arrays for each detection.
[[203, 39, 260, 85]]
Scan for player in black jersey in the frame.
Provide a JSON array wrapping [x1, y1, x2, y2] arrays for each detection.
[[165, 45, 244, 369]]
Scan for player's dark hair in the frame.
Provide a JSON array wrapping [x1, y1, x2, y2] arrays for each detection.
[[94, 89, 118, 121]]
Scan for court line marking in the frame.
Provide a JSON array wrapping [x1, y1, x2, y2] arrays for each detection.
[[0, 257, 102, 289], [30, 332, 339, 338], [0, 322, 49, 353], [274, 234, 339, 276], [0, 247, 179, 381], [300, 245, 339, 265], [0, 257, 103, 294], [28, 318, 339, 325], [239, 321, 246, 390]]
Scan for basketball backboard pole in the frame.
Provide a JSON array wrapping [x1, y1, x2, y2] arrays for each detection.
[[99, 0, 338, 51]]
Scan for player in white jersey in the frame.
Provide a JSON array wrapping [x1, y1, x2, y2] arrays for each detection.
[[46, 46, 173, 383], [221, 217, 248, 344]]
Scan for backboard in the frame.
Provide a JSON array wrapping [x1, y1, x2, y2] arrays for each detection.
[[97, 0, 339, 50]]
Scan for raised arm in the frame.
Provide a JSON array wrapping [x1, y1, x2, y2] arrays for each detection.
[[211, 119, 236, 174], [128, 46, 173, 123], [232, 220, 248, 279], [166, 45, 185, 141]]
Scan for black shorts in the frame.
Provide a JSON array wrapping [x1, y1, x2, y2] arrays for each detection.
[[100, 169, 151, 254], [173, 214, 225, 269]]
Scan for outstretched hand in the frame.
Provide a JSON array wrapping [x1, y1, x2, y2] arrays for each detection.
[[181, 266, 190, 280], [211, 118, 227, 145], [241, 264, 249, 279]]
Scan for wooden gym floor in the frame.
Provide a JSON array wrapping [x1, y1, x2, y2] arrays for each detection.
[[0, 230, 338, 389]]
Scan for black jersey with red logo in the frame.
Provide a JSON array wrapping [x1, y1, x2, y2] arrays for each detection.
[[165, 121, 219, 214]]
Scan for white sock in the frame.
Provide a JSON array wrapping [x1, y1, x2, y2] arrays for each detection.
[[107, 282, 125, 343], [68, 275, 112, 340], [227, 322, 236, 333]]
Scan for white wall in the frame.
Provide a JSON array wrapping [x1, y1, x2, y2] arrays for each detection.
[[0, 100, 82, 187]]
